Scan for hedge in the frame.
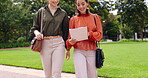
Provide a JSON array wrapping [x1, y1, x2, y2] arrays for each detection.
[[0, 42, 30, 49]]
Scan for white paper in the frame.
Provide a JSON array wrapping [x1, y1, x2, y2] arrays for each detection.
[[69, 27, 88, 41]]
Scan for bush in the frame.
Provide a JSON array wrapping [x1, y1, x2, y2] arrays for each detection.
[[121, 25, 133, 39], [0, 42, 30, 49], [100, 39, 111, 42], [119, 39, 148, 42], [17, 37, 26, 43]]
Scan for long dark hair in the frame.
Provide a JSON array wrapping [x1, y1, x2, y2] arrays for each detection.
[[75, 0, 90, 16]]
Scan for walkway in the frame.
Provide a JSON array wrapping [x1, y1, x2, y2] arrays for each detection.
[[0, 65, 103, 78], [0, 65, 75, 78]]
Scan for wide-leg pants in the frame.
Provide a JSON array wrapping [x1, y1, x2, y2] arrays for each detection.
[[74, 48, 97, 78], [40, 37, 65, 78]]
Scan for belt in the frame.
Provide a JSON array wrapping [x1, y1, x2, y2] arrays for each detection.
[[43, 35, 62, 39]]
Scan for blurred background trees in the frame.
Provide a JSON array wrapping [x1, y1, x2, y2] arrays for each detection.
[[0, 0, 147, 43]]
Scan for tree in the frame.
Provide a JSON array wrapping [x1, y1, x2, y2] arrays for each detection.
[[121, 24, 133, 39], [0, 0, 118, 43], [105, 22, 120, 41], [0, 0, 17, 43], [115, 0, 148, 40], [60, 0, 75, 17], [90, 0, 121, 40]]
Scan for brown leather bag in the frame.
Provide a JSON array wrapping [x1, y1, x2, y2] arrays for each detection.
[[30, 8, 44, 52], [30, 38, 42, 52]]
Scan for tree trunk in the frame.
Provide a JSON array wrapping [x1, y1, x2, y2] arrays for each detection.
[[141, 32, 144, 41], [133, 33, 135, 40], [139, 31, 143, 41]]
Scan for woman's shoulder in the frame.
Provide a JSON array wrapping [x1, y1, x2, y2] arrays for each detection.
[[89, 13, 101, 20], [35, 7, 45, 15], [71, 15, 79, 19], [72, 15, 78, 18], [89, 13, 99, 17], [69, 15, 78, 21], [60, 8, 66, 12], [38, 7, 45, 11], [58, 7, 67, 14]]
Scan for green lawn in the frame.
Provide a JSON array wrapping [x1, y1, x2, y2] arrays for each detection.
[[0, 42, 148, 78]]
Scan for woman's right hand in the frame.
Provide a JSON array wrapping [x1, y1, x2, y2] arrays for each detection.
[[69, 38, 77, 45], [66, 50, 70, 60], [34, 30, 43, 40]]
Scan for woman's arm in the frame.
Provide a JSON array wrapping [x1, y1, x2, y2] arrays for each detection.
[[30, 9, 42, 37], [62, 12, 69, 42], [88, 14, 103, 41], [66, 16, 76, 50]]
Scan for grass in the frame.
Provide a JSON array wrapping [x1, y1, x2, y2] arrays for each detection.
[[0, 42, 148, 78]]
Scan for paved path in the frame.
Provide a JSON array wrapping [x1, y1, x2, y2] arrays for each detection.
[[0, 65, 103, 78], [0, 65, 75, 78]]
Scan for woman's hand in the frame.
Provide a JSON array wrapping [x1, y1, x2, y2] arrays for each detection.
[[36, 33, 43, 40], [69, 38, 77, 45], [34, 30, 43, 40], [88, 32, 90, 36], [66, 50, 70, 60]]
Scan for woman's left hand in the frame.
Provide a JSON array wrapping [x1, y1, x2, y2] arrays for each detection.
[[88, 32, 90, 36]]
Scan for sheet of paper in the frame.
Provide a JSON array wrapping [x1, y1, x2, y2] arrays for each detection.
[[69, 27, 88, 41]]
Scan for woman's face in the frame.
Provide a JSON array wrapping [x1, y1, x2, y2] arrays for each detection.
[[48, 0, 60, 7], [76, 0, 89, 14]]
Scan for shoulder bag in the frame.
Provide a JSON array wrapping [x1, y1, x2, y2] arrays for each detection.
[[93, 14, 105, 68], [30, 8, 44, 52]]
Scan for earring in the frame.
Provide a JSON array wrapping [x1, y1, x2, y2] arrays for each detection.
[[87, 5, 89, 9]]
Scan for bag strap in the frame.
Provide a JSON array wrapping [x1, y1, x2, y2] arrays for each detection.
[[96, 41, 101, 48], [93, 14, 101, 48], [40, 7, 45, 33]]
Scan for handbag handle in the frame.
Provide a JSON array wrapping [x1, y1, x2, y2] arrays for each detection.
[[40, 7, 45, 33], [96, 41, 101, 48]]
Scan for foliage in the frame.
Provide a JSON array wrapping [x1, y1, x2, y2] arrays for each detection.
[[119, 39, 148, 42], [89, 1, 120, 40], [17, 37, 26, 43], [100, 39, 110, 42], [115, 0, 148, 39], [0, 0, 15, 43], [0, 0, 115, 43], [120, 25, 133, 39], [1, 0, 147, 43], [0, 0, 29, 43], [0, 42, 30, 49], [59, 0, 75, 17], [103, 13, 120, 41], [0, 0, 50, 43], [104, 21, 120, 41]]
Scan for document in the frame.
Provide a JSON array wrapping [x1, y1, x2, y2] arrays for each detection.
[[69, 27, 88, 41]]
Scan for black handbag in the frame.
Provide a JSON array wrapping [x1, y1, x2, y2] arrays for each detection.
[[96, 41, 105, 68]]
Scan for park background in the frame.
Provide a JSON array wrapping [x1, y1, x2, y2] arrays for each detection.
[[0, 0, 148, 78]]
